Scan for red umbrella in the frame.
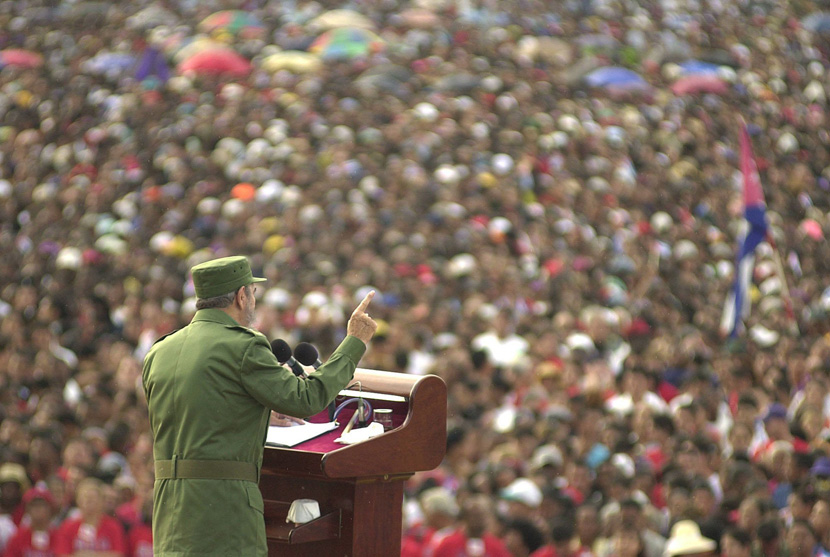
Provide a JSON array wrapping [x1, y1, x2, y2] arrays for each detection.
[[671, 74, 729, 95], [0, 49, 44, 69], [177, 48, 252, 77]]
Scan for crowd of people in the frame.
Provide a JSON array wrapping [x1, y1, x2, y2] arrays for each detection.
[[3, 0, 830, 555]]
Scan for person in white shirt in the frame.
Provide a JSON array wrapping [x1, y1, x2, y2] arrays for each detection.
[[471, 308, 529, 369]]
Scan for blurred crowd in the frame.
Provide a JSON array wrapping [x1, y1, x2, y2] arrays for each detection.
[[3, 0, 830, 555]]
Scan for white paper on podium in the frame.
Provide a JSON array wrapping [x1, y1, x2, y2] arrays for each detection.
[[265, 421, 339, 448], [334, 421, 385, 445]]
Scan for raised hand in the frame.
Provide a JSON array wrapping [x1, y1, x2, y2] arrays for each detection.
[[347, 290, 378, 344]]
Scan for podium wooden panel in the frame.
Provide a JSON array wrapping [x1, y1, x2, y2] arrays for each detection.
[[260, 369, 447, 556]]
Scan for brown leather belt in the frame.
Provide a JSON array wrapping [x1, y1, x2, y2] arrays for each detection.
[[155, 458, 258, 482]]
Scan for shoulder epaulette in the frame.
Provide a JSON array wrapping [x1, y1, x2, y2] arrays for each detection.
[[151, 328, 183, 346]]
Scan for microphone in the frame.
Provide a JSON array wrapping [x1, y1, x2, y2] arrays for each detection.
[[294, 342, 323, 369], [356, 382, 368, 428], [270, 339, 306, 377], [295, 342, 336, 420]]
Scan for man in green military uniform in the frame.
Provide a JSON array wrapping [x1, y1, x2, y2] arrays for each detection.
[[143, 256, 378, 556]]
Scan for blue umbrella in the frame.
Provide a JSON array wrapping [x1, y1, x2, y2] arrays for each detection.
[[84, 52, 136, 75], [584, 67, 646, 88], [677, 59, 721, 77], [802, 12, 830, 33]]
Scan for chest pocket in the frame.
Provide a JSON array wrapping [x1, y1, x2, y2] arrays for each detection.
[[245, 483, 264, 514]]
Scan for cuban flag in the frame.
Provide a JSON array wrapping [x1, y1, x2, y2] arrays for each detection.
[[721, 121, 769, 337]]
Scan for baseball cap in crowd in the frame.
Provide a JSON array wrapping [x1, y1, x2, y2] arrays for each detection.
[[763, 403, 788, 423], [535, 360, 563, 381], [0, 463, 31, 490], [664, 520, 716, 556], [812, 457, 830, 494], [564, 333, 596, 354], [23, 486, 56, 509], [529, 444, 563, 472], [811, 457, 830, 477], [419, 487, 459, 518], [190, 256, 266, 299], [500, 478, 543, 508]]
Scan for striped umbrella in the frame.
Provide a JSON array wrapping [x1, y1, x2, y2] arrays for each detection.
[[199, 10, 266, 39], [309, 27, 384, 61]]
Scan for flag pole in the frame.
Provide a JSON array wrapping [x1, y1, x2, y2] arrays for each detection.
[[764, 231, 799, 336]]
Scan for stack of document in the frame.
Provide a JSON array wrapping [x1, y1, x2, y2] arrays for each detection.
[[265, 421, 338, 448]]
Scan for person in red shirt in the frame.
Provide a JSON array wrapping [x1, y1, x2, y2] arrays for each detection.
[[125, 497, 152, 557], [4, 486, 59, 557], [53, 478, 126, 556], [402, 487, 459, 557], [0, 462, 30, 527], [751, 403, 796, 463], [531, 517, 595, 557], [429, 494, 510, 557]]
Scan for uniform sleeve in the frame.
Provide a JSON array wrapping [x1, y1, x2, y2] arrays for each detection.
[[239, 334, 366, 418]]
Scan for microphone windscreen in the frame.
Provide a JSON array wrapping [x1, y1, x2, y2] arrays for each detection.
[[270, 339, 292, 363], [294, 342, 319, 366]]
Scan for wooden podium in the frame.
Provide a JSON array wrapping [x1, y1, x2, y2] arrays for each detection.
[[260, 369, 447, 556]]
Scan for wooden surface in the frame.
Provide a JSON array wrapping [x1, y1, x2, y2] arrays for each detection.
[[323, 372, 446, 478], [262, 474, 405, 556], [259, 370, 447, 556], [264, 500, 341, 544], [261, 371, 447, 479]]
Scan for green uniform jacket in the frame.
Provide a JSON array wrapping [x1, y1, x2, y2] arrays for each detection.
[[142, 309, 365, 556]]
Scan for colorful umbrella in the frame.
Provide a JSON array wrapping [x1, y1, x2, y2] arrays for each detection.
[[0, 49, 44, 69], [308, 10, 375, 31], [677, 59, 722, 77], [309, 28, 385, 60], [671, 74, 729, 95], [177, 48, 252, 77], [584, 67, 646, 88], [199, 10, 266, 40], [262, 51, 323, 74], [583, 66, 652, 98], [173, 37, 227, 63], [82, 52, 136, 75]]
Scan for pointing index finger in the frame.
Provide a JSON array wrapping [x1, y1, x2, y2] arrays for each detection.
[[355, 290, 375, 314]]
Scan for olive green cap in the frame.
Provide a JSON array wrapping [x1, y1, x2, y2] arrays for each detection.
[[191, 256, 266, 299]]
